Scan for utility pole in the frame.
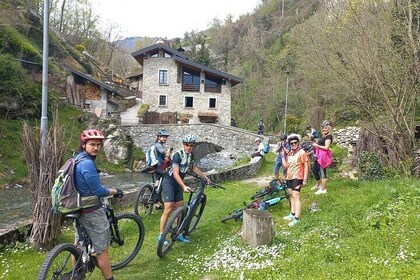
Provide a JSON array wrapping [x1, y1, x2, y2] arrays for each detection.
[[283, 71, 289, 135], [40, 0, 50, 155]]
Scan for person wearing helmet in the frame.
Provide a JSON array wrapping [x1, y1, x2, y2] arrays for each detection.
[[75, 129, 123, 280], [310, 120, 333, 195], [282, 133, 309, 227], [158, 134, 210, 244], [273, 134, 290, 179], [151, 129, 172, 210]]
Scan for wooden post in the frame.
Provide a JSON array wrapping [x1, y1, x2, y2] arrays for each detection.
[[241, 208, 274, 246]]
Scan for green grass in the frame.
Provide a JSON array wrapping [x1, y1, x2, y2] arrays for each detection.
[[1, 157, 420, 279]]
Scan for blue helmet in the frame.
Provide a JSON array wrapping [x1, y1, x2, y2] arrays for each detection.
[[182, 134, 196, 143], [157, 129, 170, 137]]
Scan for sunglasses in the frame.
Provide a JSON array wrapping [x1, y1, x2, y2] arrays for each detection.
[[290, 141, 299, 145], [184, 143, 194, 147]]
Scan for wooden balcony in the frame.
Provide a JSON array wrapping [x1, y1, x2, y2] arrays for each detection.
[[204, 84, 221, 93], [182, 83, 200, 92]]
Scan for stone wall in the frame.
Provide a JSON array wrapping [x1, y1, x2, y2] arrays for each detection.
[[123, 123, 262, 159], [332, 126, 360, 148]]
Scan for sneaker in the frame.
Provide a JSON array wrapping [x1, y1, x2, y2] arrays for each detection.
[[311, 185, 319, 191], [157, 234, 168, 246], [315, 189, 327, 195], [154, 203, 163, 210], [288, 218, 299, 227], [176, 235, 191, 243], [283, 213, 294, 221]]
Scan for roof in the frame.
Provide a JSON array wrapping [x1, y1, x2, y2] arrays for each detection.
[[131, 43, 243, 86], [64, 65, 130, 98]]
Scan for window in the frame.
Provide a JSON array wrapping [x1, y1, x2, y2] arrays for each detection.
[[185, 96, 194, 108], [159, 70, 168, 84], [209, 98, 217, 108], [182, 69, 200, 91], [159, 95, 167, 106]]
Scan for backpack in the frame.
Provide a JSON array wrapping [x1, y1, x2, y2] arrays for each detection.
[[263, 144, 270, 154], [51, 157, 85, 214], [312, 130, 319, 139], [145, 144, 159, 166]]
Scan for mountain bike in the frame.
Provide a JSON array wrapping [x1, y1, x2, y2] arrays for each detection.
[[38, 196, 145, 279], [221, 182, 289, 223], [157, 174, 225, 258], [250, 179, 286, 200], [133, 167, 163, 217]]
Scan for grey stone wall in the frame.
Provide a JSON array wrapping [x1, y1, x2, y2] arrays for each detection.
[[123, 123, 263, 159], [332, 127, 360, 148]]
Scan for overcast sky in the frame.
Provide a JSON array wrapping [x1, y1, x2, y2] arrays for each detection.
[[91, 0, 261, 39]]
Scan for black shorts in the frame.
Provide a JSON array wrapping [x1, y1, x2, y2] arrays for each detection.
[[161, 177, 184, 203], [286, 179, 303, 192]]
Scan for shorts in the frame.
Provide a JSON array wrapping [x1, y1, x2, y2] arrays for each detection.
[[312, 160, 327, 180], [161, 177, 184, 203], [273, 158, 283, 174], [76, 207, 110, 254], [286, 179, 303, 192]]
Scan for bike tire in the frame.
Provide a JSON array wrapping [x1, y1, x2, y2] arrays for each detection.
[[38, 243, 82, 280], [109, 213, 145, 270], [186, 195, 207, 234], [221, 209, 243, 223], [134, 184, 153, 217], [157, 206, 187, 258]]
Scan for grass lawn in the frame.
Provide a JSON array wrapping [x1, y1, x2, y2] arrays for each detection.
[[1, 154, 420, 279]]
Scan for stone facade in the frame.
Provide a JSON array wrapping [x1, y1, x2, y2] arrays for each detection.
[[138, 47, 239, 126]]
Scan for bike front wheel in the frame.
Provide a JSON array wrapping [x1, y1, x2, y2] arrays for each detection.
[[109, 212, 145, 270], [157, 206, 187, 258], [134, 184, 154, 217], [38, 243, 82, 280], [187, 195, 207, 234], [221, 209, 243, 223]]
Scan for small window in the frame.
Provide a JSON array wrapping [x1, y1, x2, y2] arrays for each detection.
[[159, 70, 168, 84], [159, 95, 167, 106], [185, 96, 194, 108], [209, 98, 217, 109]]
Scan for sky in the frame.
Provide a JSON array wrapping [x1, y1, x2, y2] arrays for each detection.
[[91, 0, 261, 39]]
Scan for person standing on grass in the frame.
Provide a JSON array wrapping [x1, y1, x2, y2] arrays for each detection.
[[158, 134, 210, 243], [282, 134, 309, 227], [75, 129, 124, 280], [311, 120, 333, 195], [273, 134, 290, 179]]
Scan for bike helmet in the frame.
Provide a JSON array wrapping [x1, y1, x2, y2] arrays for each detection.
[[80, 129, 105, 143], [182, 134, 196, 143], [287, 133, 301, 144], [280, 134, 287, 140], [157, 129, 170, 137], [322, 120, 331, 127]]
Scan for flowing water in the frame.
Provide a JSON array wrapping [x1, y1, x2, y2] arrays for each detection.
[[0, 173, 150, 229]]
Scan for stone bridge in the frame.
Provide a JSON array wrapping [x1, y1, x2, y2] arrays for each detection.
[[122, 123, 266, 159]]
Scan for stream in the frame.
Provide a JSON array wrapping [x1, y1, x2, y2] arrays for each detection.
[[0, 173, 150, 229]]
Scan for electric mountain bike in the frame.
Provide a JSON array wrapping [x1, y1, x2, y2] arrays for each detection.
[[38, 196, 145, 279], [133, 168, 163, 217], [221, 182, 289, 223], [157, 174, 225, 258]]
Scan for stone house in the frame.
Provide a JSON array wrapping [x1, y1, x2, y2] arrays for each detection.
[[131, 43, 243, 125], [65, 66, 136, 121]]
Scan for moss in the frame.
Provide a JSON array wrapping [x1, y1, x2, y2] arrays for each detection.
[[137, 103, 150, 117]]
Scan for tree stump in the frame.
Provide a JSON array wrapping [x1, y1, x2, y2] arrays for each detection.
[[241, 208, 274, 246]]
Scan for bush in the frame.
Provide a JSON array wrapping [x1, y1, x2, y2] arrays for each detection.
[[358, 151, 384, 181]]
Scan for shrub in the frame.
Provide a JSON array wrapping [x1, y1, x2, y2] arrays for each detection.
[[358, 151, 384, 181]]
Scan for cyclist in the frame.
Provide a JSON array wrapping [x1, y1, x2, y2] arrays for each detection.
[[158, 134, 210, 243], [281, 134, 309, 227], [273, 134, 289, 179], [152, 129, 172, 209], [75, 129, 124, 280], [310, 120, 333, 195]]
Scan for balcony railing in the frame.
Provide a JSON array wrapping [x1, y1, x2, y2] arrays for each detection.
[[182, 83, 200, 92], [204, 84, 222, 93]]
